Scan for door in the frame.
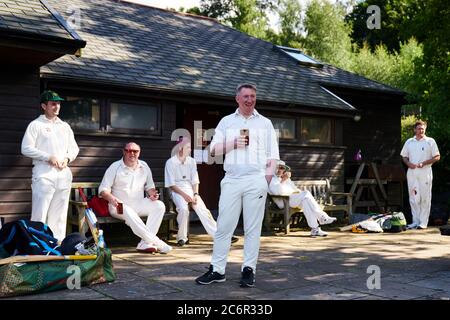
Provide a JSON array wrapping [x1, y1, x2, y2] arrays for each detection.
[[182, 104, 233, 210]]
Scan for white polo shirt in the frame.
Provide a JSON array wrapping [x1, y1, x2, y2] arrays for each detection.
[[164, 155, 200, 190], [400, 136, 440, 168], [99, 159, 155, 203], [210, 109, 279, 178], [21, 115, 79, 166], [269, 176, 299, 196]]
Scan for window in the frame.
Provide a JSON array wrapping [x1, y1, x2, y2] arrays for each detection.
[[270, 117, 296, 140], [59, 97, 100, 130], [110, 102, 159, 133], [301, 117, 332, 144], [57, 92, 162, 136], [275, 45, 323, 67]]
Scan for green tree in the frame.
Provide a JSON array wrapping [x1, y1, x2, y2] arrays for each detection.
[[401, 115, 419, 145], [346, 0, 420, 52], [272, 0, 303, 47], [351, 38, 422, 89], [302, 0, 353, 69], [193, 0, 274, 39], [230, 0, 270, 39], [409, 0, 450, 178]]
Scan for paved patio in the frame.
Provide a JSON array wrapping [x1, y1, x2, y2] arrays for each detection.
[[5, 223, 450, 301]]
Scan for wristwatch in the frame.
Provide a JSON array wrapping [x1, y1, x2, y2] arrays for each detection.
[[194, 192, 199, 196]]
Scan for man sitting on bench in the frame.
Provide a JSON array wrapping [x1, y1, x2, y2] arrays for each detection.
[[99, 142, 172, 254], [165, 137, 238, 247], [268, 161, 336, 237]]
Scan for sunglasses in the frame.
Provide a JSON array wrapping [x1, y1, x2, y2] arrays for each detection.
[[124, 149, 140, 154]]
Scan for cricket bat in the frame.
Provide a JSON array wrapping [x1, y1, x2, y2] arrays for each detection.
[[340, 213, 386, 232], [77, 187, 101, 244], [0, 254, 97, 265]]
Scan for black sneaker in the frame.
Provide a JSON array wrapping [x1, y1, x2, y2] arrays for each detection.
[[195, 265, 226, 285], [240, 266, 255, 288], [177, 239, 189, 247], [231, 236, 239, 244]]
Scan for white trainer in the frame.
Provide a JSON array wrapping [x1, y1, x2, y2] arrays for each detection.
[[157, 241, 173, 254], [136, 240, 158, 253], [320, 215, 337, 225], [311, 227, 328, 237]]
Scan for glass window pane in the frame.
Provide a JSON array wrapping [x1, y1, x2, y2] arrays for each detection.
[[301, 117, 331, 144], [110, 102, 158, 132], [270, 117, 296, 140], [59, 96, 100, 130]]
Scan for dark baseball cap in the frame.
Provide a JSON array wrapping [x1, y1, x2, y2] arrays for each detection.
[[40, 90, 64, 103]]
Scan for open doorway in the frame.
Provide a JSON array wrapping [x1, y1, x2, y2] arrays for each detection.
[[181, 104, 234, 211]]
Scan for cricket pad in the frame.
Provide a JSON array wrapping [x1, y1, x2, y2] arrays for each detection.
[[0, 248, 115, 298]]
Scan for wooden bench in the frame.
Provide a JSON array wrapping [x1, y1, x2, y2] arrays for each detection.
[[67, 182, 177, 240], [264, 179, 352, 234]]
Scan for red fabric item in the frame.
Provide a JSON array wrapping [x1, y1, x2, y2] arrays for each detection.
[[88, 196, 110, 217]]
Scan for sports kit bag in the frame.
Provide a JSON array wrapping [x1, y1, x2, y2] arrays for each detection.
[[0, 247, 115, 297], [381, 212, 407, 233], [0, 220, 61, 256]]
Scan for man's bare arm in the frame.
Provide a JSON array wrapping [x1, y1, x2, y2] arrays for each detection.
[[210, 136, 247, 156], [419, 154, 440, 167], [100, 190, 120, 207], [265, 159, 277, 184]]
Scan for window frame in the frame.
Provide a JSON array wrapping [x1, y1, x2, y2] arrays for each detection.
[[106, 98, 162, 136], [300, 116, 334, 146], [269, 116, 298, 142], [54, 90, 163, 137], [57, 93, 104, 134]]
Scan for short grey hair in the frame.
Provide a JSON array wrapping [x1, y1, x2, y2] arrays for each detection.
[[236, 83, 257, 95], [124, 142, 140, 150]]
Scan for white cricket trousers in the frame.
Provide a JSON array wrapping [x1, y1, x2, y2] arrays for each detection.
[[407, 167, 433, 227], [211, 175, 268, 275], [171, 188, 217, 242], [31, 165, 72, 241], [288, 191, 329, 229], [109, 198, 166, 246]]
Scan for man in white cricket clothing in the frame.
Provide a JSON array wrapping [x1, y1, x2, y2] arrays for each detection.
[[165, 137, 238, 246], [99, 142, 172, 254], [195, 83, 279, 288], [21, 90, 79, 241], [400, 120, 440, 229], [268, 160, 337, 236]]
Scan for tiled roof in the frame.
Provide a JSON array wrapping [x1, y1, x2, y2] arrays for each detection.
[[0, 0, 74, 40], [40, 0, 404, 111]]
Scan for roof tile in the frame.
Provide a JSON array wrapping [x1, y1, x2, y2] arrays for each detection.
[[38, 0, 404, 111]]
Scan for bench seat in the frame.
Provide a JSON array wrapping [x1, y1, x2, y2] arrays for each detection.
[[264, 179, 352, 234], [67, 182, 177, 240]]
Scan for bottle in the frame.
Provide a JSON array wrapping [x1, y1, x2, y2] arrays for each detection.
[[97, 229, 106, 249], [354, 149, 362, 161]]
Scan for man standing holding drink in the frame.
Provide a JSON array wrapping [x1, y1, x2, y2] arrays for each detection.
[[195, 83, 279, 288]]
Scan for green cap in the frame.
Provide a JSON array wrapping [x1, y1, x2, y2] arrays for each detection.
[[40, 90, 64, 103]]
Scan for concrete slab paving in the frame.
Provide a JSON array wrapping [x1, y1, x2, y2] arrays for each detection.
[[247, 283, 368, 300], [326, 275, 443, 300], [3, 224, 450, 301]]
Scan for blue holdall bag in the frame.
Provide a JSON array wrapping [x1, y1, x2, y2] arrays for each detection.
[[0, 219, 61, 257]]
